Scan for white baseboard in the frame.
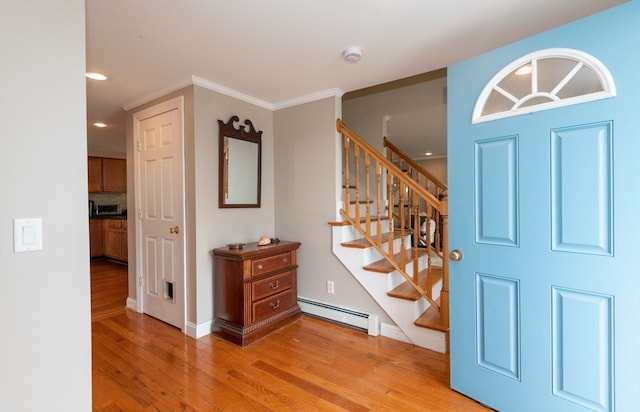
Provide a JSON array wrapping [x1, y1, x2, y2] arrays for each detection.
[[380, 322, 412, 344], [126, 297, 137, 311], [127, 297, 211, 339], [298, 296, 380, 336], [186, 320, 212, 339]]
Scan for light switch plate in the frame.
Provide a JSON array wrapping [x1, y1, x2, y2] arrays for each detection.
[[14, 218, 43, 252]]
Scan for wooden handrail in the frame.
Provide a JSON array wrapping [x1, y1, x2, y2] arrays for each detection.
[[383, 136, 447, 194], [337, 118, 449, 331], [337, 119, 442, 211]]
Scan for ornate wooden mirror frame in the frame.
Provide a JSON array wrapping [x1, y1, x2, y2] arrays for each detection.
[[218, 115, 262, 208]]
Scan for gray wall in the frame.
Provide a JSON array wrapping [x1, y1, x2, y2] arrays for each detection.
[[274, 97, 394, 324], [343, 71, 447, 155], [125, 90, 396, 330], [192, 85, 275, 324], [126, 85, 276, 329], [418, 157, 448, 185], [0, 1, 92, 409]]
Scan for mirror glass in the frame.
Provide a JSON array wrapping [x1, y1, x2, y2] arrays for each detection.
[[219, 116, 262, 208]]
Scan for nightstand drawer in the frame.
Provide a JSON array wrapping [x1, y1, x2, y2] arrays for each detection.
[[252, 289, 296, 323], [252, 271, 293, 301], [252, 252, 292, 277]]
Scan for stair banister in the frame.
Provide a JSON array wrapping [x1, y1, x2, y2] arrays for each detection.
[[337, 118, 447, 322], [338, 120, 441, 207], [383, 136, 447, 195]]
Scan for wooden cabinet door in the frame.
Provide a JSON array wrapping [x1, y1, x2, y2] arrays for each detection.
[[121, 221, 128, 262], [103, 219, 127, 262], [88, 157, 102, 192], [89, 219, 103, 257], [103, 220, 122, 259], [102, 158, 126, 192]]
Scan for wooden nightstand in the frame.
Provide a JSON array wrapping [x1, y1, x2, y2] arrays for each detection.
[[212, 240, 301, 346]]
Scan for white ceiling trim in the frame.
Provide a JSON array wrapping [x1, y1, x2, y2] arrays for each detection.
[[273, 88, 345, 111], [192, 75, 275, 110], [193, 75, 344, 111], [124, 74, 345, 113], [121, 76, 193, 111]]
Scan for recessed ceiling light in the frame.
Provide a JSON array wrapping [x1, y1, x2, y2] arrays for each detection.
[[515, 65, 532, 75], [93, 122, 108, 128], [86, 72, 107, 81], [424, 152, 433, 156]]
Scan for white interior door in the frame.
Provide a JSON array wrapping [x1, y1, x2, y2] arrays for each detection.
[[134, 96, 186, 330]]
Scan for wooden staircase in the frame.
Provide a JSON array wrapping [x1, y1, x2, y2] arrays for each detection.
[[329, 119, 450, 353]]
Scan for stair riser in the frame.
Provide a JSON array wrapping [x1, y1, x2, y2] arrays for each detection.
[[348, 202, 382, 217], [338, 220, 395, 242], [361, 238, 425, 267]]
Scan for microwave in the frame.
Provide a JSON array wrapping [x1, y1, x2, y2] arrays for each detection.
[[95, 204, 121, 216]]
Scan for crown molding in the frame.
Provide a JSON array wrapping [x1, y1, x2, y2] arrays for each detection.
[[191, 75, 274, 110], [123, 75, 345, 112], [273, 88, 344, 111], [122, 76, 193, 111]]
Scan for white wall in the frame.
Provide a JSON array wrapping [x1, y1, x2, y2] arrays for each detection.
[[0, 1, 92, 410], [274, 97, 394, 324]]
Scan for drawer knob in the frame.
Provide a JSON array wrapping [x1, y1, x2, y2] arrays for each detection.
[[283, 257, 288, 263], [257, 263, 263, 270], [270, 300, 280, 309], [269, 281, 280, 289]]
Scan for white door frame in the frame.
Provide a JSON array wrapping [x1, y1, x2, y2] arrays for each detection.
[[132, 96, 187, 332]]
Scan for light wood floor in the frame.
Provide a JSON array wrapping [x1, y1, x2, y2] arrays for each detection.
[[91, 260, 490, 411]]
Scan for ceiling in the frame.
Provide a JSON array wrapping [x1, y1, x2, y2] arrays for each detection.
[[85, 0, 625, 155]]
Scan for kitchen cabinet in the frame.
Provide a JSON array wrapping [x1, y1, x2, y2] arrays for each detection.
[[88, 157, 126, 193], [89, 219, 103, 257], [212, 241, 301, 346], [88, 157, 103, 192], [102, 158, 126, 192], [103, 219, 127, 262]]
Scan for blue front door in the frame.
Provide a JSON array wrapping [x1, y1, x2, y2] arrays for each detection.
[[448, 3, 640, 411]]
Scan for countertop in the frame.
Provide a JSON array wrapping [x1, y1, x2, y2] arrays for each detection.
[[89, 214, 127, 220]]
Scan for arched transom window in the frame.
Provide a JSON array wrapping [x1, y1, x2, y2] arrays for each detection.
[[473, 48, 616, 124]]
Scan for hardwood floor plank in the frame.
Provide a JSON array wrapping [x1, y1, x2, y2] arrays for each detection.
[[253, 360, 368, 412], [91, 260, 491, 412]]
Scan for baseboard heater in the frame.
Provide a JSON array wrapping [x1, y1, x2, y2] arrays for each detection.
[[298, 297, 380, 336]]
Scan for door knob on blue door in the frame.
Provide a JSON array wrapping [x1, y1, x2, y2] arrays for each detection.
[[450, 249, 463, 261]]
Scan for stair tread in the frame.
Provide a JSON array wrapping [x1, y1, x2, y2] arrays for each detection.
[[363, 248, 428, 274], [341, 231, 409, 249], [414, 302, 449, 332], [387, 266, 443, 301]]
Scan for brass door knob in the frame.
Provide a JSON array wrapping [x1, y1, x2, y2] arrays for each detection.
[[169, 226, 180, 234], [450, 249, 463, 261]]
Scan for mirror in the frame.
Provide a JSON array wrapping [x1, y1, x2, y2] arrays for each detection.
[[218, 115, 262, 208]]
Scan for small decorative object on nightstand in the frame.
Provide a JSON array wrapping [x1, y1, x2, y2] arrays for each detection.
[[212, 240, 301, 346]]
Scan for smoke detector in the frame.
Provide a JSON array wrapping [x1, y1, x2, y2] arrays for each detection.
[[343, 47, 363, 62]]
